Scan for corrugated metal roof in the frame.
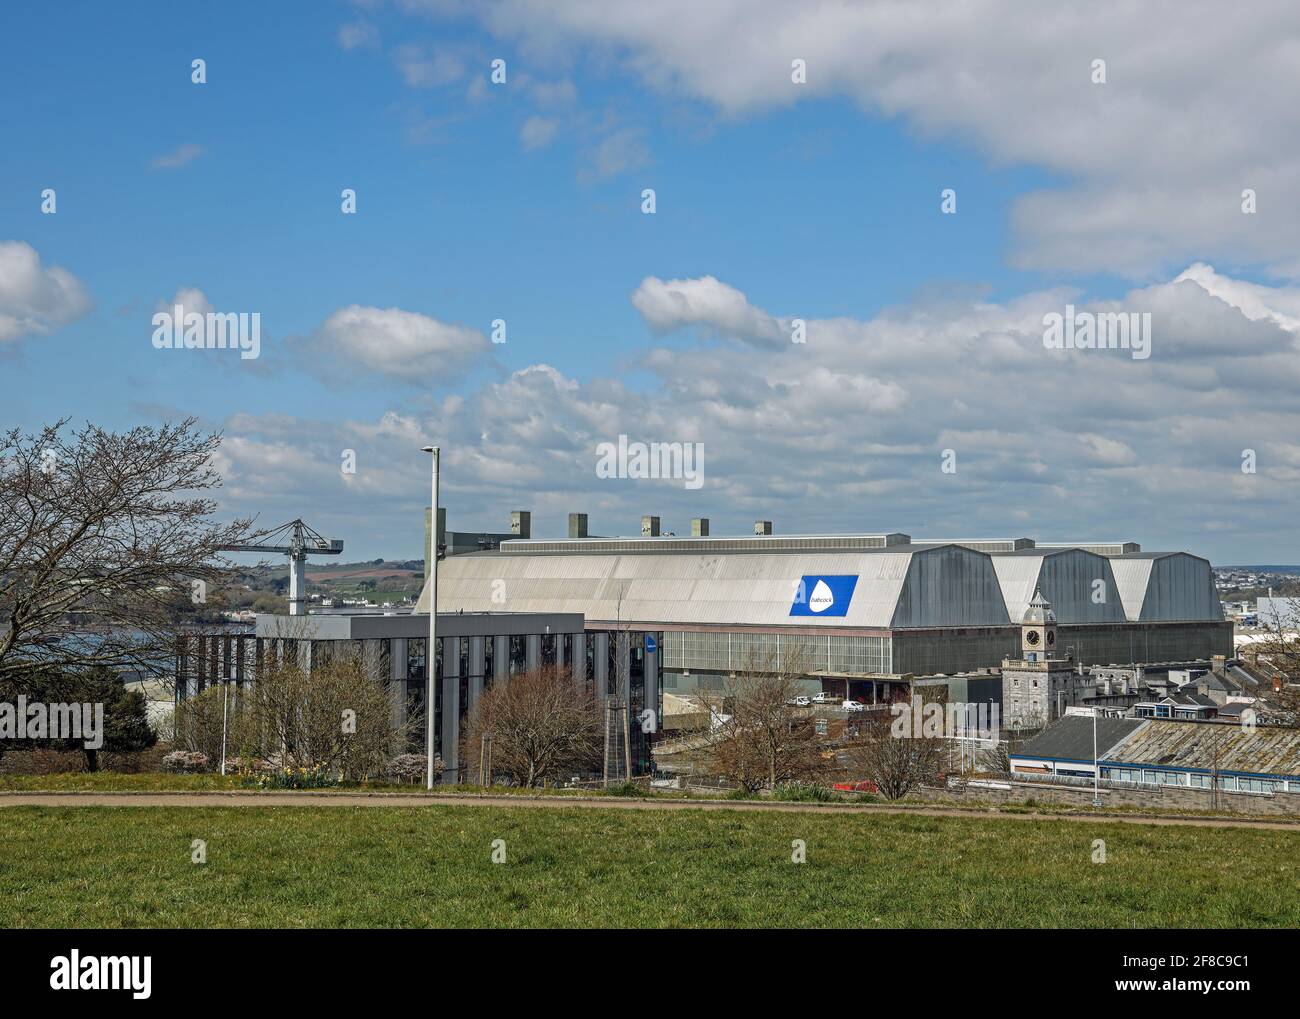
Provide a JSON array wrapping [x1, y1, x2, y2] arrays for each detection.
[[1013, 716, 1147, 762], [1109, 720, 1300, 778], [497, 533, 911, 554], [1109, 557, 1154, 621], [989, 549, 1126, 623], [423, 549, 918, 627], [1104, 552, 1223, 622], [1038, 542, 1142, 555], [913, 538, 1036, 552], [418, 534, 1220, 630]]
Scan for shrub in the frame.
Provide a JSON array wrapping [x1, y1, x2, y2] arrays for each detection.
[[604, 780, 645, 798], [161, 750, 209, 774], [386, 754, 440, 784], [173, 647, 420, 781], [772, 782, 837, 803]]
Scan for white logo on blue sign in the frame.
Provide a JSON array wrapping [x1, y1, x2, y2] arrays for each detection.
[[789, 575, 858, 617]]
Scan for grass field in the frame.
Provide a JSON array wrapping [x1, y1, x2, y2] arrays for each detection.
[[2, 773, 1295, 822], [1, 804, 1297, 927]]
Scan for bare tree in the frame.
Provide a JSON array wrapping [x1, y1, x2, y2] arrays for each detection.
[[0, 419, 251, 687], [698, 641, 828, 792], [1247, 599, 1300, 721], [845, 710, 946, 800], [174, 647, 415, 779], [461, 665, 599, 787]]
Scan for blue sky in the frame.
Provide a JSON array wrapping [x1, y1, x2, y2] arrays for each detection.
[[4, 1, 1300, 563]]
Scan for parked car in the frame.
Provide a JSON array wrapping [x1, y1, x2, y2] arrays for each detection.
[[842, 700, 866, 712], [811, 692, 836, 704], [786, 695, 811, 707]]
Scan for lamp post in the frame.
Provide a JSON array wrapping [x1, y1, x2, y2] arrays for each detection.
[[220, 678, 229, 777], [421, 445, 440, 790]]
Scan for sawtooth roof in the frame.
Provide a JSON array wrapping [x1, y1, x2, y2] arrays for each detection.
[[417, 533, 1223, 630]]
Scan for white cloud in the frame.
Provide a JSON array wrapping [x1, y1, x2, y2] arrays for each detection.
[[151, 144, 205, 170], [156, 287, 213, 321], [0, 241, 93, 344], [294, 304, 492, 385], [1078, 434, 1137, 467], [529, 78, 577, 108], [429, 0, 1300, 278], [338, 20, 380, 50], [214, 265, 1300, 558], [520, 115, 559, 150], [631, 275, 786, 347], [393, 45, 467, 88], [1174, 263, 1300, 335], [580, 127, 648, 181]]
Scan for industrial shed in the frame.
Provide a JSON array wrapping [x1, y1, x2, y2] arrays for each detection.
[[418, 530, 1231, 690]]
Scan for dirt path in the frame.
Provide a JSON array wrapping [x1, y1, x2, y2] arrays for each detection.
[[2, 790, 1299, 831]]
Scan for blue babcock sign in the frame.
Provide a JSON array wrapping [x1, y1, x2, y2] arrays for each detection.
[[789, 575, 859, 617]]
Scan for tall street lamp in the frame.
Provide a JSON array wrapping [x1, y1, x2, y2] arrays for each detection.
[[421, 445, 440, 790]]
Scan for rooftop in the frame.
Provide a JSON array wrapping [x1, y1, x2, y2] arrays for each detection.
[[1110, 719, 1300, 778], [1014, 717, 1300, 780], [1013, 716, 1147, 762]]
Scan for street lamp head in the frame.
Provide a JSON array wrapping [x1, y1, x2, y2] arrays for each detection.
[[420, 445, 437, 453]]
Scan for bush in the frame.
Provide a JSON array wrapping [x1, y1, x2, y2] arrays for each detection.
[[161, 750, 209, 774], [604, 781, 645, 798], [772, 782, 837, 802], [386, 754, 440, 784], [173, 648, 420, 781]]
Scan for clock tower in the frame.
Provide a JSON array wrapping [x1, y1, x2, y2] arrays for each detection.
[[1004, 588, 1077, 728], [1021, 587, 1057, 660]]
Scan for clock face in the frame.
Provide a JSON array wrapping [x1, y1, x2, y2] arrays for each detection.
[[1046, 630, 1056, 646], [1025, 629, 1041, 647]]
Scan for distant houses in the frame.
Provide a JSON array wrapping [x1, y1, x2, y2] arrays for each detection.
[[1010, 715, 1300, 794]]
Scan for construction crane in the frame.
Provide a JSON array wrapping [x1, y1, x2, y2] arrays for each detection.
[[217, 519, 344, 616]]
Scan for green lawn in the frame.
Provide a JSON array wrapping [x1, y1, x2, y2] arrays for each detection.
[[0, 772, 251, 791], [1, 804, 1297, 927]]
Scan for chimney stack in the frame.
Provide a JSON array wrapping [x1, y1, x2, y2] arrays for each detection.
[[1211, 654, 1226, 675], [510, 510, 531, 539], [754, 520, 773, 536], [641, 515, 661, 537], [568, 513, 588, 539], [691, 517, 710, 537]]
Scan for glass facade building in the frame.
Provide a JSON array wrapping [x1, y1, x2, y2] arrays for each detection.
[[175, 612, 663, 783]]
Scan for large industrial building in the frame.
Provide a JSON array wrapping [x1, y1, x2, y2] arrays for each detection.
[[178, 514, 1231, 783], [419, 520, 1232, 701], [174, 611, 663, 783]]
